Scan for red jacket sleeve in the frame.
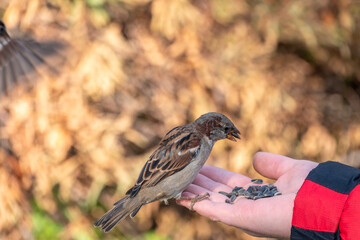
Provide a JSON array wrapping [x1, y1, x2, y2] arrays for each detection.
[[291, 161, 360, 240]]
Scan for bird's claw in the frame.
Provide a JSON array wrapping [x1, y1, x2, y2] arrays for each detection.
[[179, 192, 210, 211]]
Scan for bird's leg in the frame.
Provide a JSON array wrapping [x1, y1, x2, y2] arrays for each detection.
[[178, 192, 210, 211]]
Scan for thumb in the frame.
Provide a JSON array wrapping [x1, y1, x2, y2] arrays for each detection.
[[253, 152, 299, 180]]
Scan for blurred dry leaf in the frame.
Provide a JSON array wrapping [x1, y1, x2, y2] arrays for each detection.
[[1, 0, 360, 239], [151, 0, 205, 40]]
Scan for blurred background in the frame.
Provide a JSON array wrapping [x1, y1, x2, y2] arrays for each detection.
[[1, 0, 360, 239]]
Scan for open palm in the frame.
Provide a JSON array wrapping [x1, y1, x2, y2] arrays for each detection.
[[177, 152, 318, 238]]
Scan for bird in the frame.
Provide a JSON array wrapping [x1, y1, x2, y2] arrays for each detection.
[[0, 20, 61, 96], [0, 20, 64, 158], [94, 112, 241, 232]]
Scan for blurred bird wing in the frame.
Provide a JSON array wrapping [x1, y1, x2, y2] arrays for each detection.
[[0, 21, 63, 96], [1, 23, 39, 94], [125, 126, 201, 198]]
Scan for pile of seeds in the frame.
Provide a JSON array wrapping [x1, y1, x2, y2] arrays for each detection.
[[219, 179, 282, 204]]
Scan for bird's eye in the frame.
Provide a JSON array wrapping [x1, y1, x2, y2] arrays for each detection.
[[224, 127, 229, 132]]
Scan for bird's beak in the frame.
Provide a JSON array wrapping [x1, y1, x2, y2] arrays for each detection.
[[226, 128, 241, 142]]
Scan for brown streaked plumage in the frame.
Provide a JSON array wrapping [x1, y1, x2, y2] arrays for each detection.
[[94, 112, 240, 232]]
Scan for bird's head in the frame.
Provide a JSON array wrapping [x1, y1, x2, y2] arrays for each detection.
[[194, 112, 241, 142]]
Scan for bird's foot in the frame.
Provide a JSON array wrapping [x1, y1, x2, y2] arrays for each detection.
[[178, 192, 210, 211], [163, 199, 169, 205]]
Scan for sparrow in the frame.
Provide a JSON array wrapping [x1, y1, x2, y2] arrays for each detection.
[[94, 112, 241, 232], [0, 20, 64, 158]]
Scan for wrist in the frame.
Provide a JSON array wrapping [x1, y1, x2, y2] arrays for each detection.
[[291, 161, 360, 239]]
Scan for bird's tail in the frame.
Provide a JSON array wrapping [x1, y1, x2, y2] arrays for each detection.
[[94, 196, 144, 232]]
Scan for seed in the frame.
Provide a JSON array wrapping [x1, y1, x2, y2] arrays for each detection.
[[253, 195, 262, 200], [260, 185, 268, 192], [251, 179, 263, 184], [236, 189, 246, 196], [224, 183, 282, 203], [248, 185, 262, 192], [233, 186, 243, 192], [263, 191, 274, 197], [219, 191, 230, 197]]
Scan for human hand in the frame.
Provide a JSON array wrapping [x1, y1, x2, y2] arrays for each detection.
[[177, 152, 318, 238]]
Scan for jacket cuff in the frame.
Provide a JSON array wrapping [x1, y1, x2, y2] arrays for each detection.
[[291, 161, 360, 239]]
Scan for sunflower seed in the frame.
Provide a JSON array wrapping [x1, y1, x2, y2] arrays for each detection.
[[251, 179, 263, 184]]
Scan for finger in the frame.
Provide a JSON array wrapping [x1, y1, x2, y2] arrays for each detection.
[[232, 194, 295, 238], [178, 190, 294, 237], [200, 165, 251, 188], [253, 152, 300, 180], [192, 173, 233, 193]]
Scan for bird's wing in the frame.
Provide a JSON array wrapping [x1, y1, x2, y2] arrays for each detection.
[[125, 126, 201, 198], [0, 21, 62, 96]]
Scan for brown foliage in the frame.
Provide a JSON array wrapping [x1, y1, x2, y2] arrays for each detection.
[[1, 0, 360, 239]]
